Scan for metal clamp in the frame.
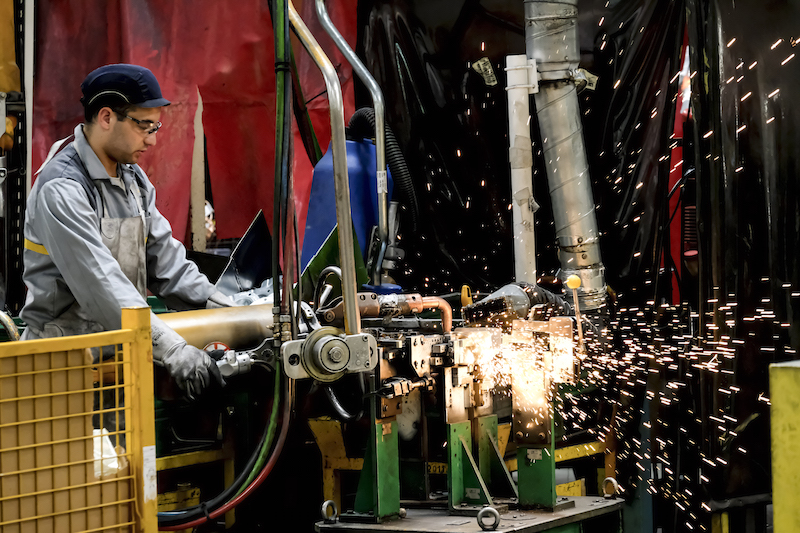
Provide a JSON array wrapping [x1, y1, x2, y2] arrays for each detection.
[[504, 58, 539, 94], [477, 506, 500, 531], [321, 500, 338, 524], [282, 327, 378, 381]]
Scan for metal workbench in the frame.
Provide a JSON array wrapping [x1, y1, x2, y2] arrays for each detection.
[[316, 496, 623, 533]]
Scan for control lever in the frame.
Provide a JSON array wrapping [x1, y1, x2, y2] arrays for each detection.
[[209, 338, 275, 378]]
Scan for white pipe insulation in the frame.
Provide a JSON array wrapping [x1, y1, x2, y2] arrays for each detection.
[[505, 54, 538, 284]]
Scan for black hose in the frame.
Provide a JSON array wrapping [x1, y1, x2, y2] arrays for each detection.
[[517, 282, 574, 316], [348, 107, 420, 231], [157, 366, 276, 525], [323, 381, 364, 421]]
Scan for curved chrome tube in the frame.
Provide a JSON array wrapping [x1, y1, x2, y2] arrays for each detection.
[[289, 2, 361, 334], [0, 310, 20, 341], [315, 0, 388, 285]]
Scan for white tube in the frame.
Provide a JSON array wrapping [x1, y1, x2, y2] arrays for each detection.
[[505, 55, 538, 283]]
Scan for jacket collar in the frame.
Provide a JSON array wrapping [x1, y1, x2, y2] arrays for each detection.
[[73, 124, 140, 188]]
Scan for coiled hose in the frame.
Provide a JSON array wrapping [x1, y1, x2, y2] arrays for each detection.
[[348, 107, 420, 231], [517, 282, 573, 316]]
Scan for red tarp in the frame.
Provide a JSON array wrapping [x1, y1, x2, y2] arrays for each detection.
[[33, 0, 356, 244]]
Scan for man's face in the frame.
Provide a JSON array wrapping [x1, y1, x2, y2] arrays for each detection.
[[105, 106, 162, 167]]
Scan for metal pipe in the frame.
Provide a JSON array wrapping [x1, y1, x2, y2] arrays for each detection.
[[525, 0, 607, 309], [401, 295, 453, 333], [0, 310, 20, 341], [160, 304, 274, 351], [315, 0, 389, 286], [505, 54, 537, 283], [420, 296, 453, 333], [289, 2, 361, 334]]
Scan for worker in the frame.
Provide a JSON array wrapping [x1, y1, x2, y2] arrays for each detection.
[[20, 64, 232, 401]]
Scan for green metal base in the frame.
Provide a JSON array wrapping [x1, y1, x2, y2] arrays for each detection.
[[318, 496, 623, 532], [475, 415, 518, 499], [447, 420, 492, 510], [517, 445, 557, 509], [354, 420, 401, 521]]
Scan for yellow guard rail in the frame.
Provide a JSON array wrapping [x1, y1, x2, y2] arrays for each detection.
[[0, 307, 157, 533]]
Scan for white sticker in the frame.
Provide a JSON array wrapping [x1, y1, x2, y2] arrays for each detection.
[[377, 170, 388, 194], [526, 448, 543, 461], [143, 445, 157, 502], [472, 57, 498, 87]]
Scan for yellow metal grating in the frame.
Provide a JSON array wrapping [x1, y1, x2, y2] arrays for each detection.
[[0, 308, 157, 533]]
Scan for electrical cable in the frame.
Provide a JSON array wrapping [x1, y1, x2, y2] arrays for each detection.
[[160, 0, 293, 523], [312, 266, 343, 312], [159, 371, 292, 531], [271, 0, 291, 315], [348, 107, 420, 231], [323, 375, 365, 421], [157, 362, 281, 527], [233, 360, 283, 495]]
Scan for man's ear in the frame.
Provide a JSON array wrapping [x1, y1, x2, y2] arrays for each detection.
[[96, 107, 115, 131]]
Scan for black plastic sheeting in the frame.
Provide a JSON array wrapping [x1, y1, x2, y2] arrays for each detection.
[[356, 0, 800, 530], [356, 0, 684, 299], [688, 0, 800, 508]]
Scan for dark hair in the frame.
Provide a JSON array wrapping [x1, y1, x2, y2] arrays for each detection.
[[83, 95, 135, 122]]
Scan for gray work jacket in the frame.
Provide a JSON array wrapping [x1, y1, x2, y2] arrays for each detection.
[[20, 124, 215, 334]]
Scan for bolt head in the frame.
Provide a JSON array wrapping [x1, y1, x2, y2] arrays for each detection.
[[329, 346, 344, 362]]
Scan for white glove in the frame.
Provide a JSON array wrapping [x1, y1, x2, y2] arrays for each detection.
[[151, 313, 225, 400], [206, 290, 236, 309]]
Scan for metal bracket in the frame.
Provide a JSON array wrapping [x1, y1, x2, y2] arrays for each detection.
[[281, 329, 378, 381], [504, 58, 539, 94]]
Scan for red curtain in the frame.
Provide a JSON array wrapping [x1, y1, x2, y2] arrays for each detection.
[[33, 0, 356, 244]]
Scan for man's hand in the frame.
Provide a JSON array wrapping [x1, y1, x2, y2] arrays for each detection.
[[207, 290, 236, 309], [162, 345, 225, 400], [152, 313, 226, 400]]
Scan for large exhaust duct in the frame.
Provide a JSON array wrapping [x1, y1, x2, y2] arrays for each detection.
[[525, 0, 607, 309]]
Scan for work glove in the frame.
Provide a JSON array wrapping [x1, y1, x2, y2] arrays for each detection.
[[151, 313, 226, 400], [206, 290, 236, 309]]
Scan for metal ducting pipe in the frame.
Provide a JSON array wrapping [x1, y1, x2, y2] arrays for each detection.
[[525, 0, 607, 309], [161, 305, 274, 351]]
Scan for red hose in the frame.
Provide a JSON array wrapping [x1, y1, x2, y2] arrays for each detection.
[[159, 381, 292, 531]]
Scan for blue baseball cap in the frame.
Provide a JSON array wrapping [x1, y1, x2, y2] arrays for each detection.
[[81, 64, 171, 108]]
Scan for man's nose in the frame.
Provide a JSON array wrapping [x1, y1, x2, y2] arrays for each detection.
[[144, 131, 157, 146]]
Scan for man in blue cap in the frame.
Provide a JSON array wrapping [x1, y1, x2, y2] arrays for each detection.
[[20, 64, 232, 402]]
